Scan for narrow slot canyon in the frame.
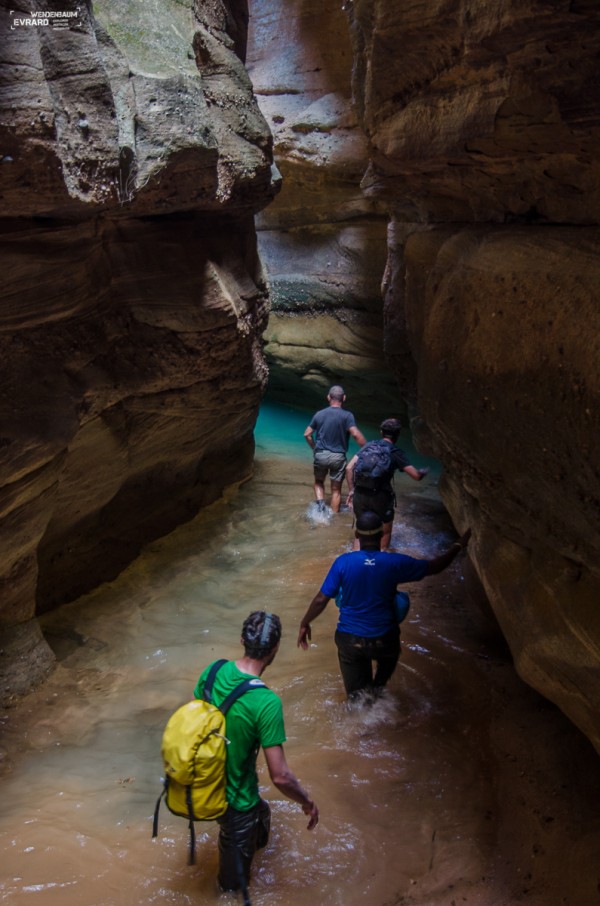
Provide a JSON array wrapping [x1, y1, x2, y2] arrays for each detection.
[[0, 1, 599, 904]]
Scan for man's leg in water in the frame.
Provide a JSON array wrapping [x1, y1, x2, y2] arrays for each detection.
[[330, 479, 343, 512], [335, 631, 373, 696], [381, 520, 393, 550], [370, 630, 401, 690], [313, 457, 327, 505], [314, 476, 326, 503], [380, 494, 396, 550], [329, 456, 347, 513], [217, 802, 267, 891]]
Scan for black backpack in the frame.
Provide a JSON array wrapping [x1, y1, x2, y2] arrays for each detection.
[[354, 440, 394, 489]]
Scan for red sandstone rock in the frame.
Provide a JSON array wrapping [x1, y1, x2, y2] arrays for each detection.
[[0, 1, 273, 701], [346, 0, 600, 752]]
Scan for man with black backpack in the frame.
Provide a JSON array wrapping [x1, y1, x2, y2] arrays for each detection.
[[346, 417, 429, 549], [193, 611, 319, 896]]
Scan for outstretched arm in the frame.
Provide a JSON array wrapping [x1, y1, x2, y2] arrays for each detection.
[[297, 591, 330, 649], [403, 464, 430, 481], [264, 745, 319, 829], [426, 529, 471, 575]]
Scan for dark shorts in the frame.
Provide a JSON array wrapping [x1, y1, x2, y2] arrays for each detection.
[[335, 627, 401, 697], [313, 449, 347, 483], [217, 799, 271, 891], [352, 487, 395, 524]]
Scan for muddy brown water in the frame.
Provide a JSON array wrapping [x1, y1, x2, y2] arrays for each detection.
[[0, 405, 598, 906]]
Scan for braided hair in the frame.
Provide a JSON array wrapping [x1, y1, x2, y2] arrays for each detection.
[[241, 611, 282, 659]]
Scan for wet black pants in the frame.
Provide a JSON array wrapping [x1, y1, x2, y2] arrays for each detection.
[[217, 798, 271, 891], [335, 627, 400, 697]]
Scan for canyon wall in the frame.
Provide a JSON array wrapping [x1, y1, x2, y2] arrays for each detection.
[[246, 0, 399, 421], [2, 0, 599, 758], [345, 0, 600, 751], [0, 0, 276, 701]]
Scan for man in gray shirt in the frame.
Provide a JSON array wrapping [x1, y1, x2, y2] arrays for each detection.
[[304, 385, 366, 512]]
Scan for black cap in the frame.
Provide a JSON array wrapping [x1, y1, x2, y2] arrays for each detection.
[[355, 511, 384, 535]]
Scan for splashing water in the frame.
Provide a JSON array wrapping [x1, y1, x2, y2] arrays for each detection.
[[0, 400, 595, 906], [305, 500, 334, 525]]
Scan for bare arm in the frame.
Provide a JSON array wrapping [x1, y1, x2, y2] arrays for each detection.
[[403, 464, 430, 481], [304, 426, 315, 450], [264, 745, 319, 829], [297, 591, 330, 649], [345, 455, 358, 503], [426, 529, 471, 575], [349, 425, 367, 447]]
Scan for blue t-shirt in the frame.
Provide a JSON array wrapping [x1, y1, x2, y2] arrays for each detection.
[[309, 406, 357, 453], [321, 550, 429, 637]]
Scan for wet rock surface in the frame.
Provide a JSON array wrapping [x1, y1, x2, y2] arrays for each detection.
[[345, 0, 600, 751], [247, 0, 399, 419], [0, 0, 274, 701]]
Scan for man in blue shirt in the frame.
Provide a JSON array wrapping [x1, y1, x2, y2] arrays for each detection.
[[304, 385, 366, 512], [297, 511, 471, 699]]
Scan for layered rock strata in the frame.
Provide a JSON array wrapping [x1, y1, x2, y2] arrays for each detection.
[[0, 0, 276, 701], [346, 0, 600, 750], [247, 0, 399, 420]]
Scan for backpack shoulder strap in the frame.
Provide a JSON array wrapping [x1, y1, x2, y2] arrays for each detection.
[[219, 678, 266, 715], [201, 658, 228, 704], [202, 659, 266, 713]]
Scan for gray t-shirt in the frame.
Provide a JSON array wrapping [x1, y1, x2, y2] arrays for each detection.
[[309, 406, 357, 454]]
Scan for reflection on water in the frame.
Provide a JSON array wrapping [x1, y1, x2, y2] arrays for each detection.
[[0, 402, 596, 905]]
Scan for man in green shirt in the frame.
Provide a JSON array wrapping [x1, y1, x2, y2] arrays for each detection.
[[194, 611, 319, 893]]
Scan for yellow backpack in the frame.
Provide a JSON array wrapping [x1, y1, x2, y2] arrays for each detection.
[[152, 659, 265, 863]]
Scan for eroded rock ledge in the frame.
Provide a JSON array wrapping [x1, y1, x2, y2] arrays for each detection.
[[247, 0, 400, 419], [346, 0, 600, 751], [0, 0, 276, 701]]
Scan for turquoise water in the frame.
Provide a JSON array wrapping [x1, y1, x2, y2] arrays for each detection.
[[0, 397, 459, 906], [254, 400, 315, 459], [0, 398, 594, 906], [255, 399, 438, 473]]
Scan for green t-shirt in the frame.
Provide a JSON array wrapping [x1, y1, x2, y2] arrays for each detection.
[[194, 660, 286, 812]]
